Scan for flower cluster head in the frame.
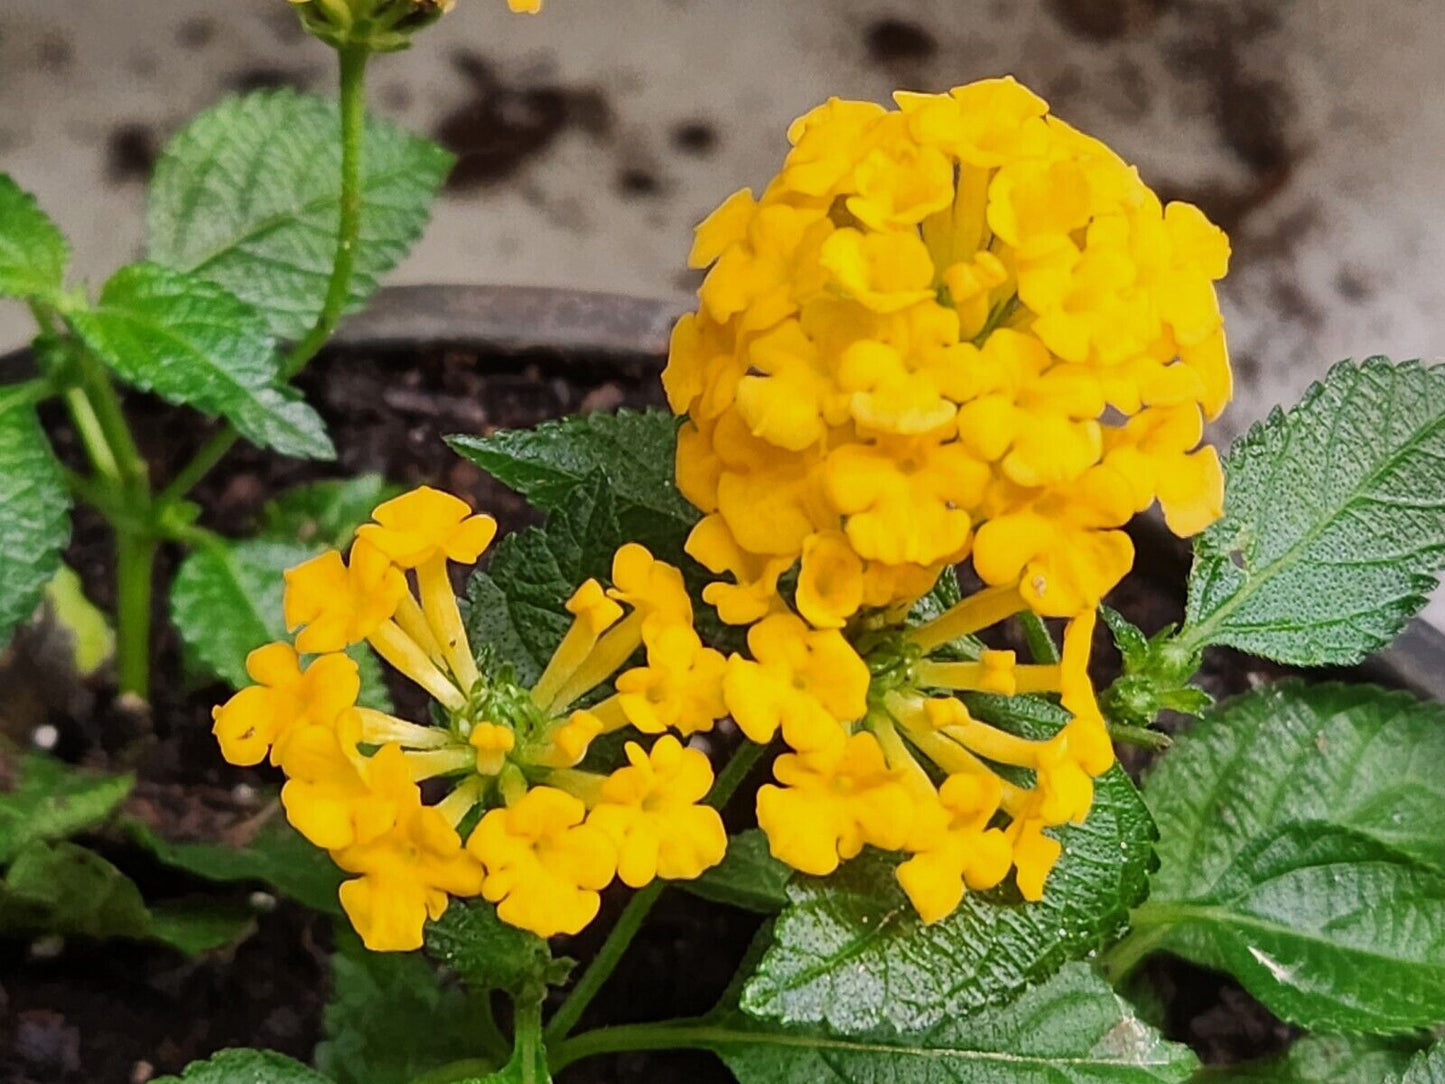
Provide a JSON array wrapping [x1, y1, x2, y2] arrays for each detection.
[[212, 486, 726, 950], [289, 0, 541, 51], [666, 77, 1232, 623]]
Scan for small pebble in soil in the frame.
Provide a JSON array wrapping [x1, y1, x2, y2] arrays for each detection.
[[249, 891, 278, 913], [28, 935, 65, 960], [132, 1061, 156, 1083], [32, 723, 59, 750]]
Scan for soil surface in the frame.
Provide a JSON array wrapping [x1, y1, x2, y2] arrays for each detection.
[[0, 338, 1368, 1081]]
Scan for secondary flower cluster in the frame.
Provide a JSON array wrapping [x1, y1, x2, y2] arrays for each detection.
[[665, 77, 1232, 624], [288, 0, 541, 51], [212, 487, 726, 950], [724, 585, 1115, 923]]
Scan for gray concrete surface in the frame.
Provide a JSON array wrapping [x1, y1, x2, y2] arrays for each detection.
[[3, 0, 1445, 612]]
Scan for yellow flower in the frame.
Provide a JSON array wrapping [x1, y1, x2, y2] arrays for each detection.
[[795, 530, 865, 629], [507, 0, 543, 11], [756, 732, 918, 876], [280, 725, 414, 850], [468, 787, 617, 938], [211, 643, 359, 766], [686, 514, 791, 626], [334, 795, 485, 952], [587, 736, 726, 887], [357, 485, 498, 568], [723, 613, 869, 751], [284, 539, 406, 654], [614, 624, 727, 736], [607, 542, 693, 633], [1008, 811, 1064, 902], [896, 773, 1012, 924]]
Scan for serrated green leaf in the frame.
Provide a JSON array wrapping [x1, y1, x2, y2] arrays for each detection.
[[148, 89, 451, 339], [68, 262, 333, 459], [1214, 1034, 1425, 1083], [1181, 358, 1445, 664], [1140, 681, 1445, 1033], [170, 538, 391, 711], [1402, 1045, 1445, 1084], [424, 899, 564, 997], [463, 474, 624, 685], [0, 840, 251, 952], [0, 753, 133, 864], [684, 829, 792, 914], [317, 929, 486, 1084], [0, 396, 69, 647], [742, 696, 1156, 1034], [0, 173, 67, 300], [127, 812, 343, 915], [153, 1048, 333, 1084], [448, 409, 698, 557], [717, 962, 1196, 1084], [261, 475, 402, 549]]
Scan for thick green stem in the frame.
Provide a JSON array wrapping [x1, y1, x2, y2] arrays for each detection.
[[513, 995, 544, 1084], [115, 533, 158, 700], [157, 42, 371, 505], [544, 739, 768, 1044], [1097, 901, 1181, 984], [549, 1019, 715, 1073]]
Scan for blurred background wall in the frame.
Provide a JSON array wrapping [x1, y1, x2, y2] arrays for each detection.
[[1, 0, 1443, 440]]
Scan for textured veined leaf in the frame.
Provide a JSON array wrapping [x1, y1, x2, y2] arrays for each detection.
[[0, 754, 133, 864], [148, 89, 452, 339], [0, 173, 68, 300], [153, 1048, 333, 1084], [684, 829, 793, 914], [1220, 1034, 1425, 1083], [170, 538, 391, 711], [741, 697, 1155, 1034], [717, 963, 1196, 1084], [1140, 682, 1445, 1033], [261, 475, 403, 549], [0, 395, 69, 646], [1182, 358, 1445, 664], [68, 263, 333, 459]]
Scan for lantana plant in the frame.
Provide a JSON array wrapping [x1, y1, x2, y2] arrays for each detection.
[[2, 3, 1445, 1084]]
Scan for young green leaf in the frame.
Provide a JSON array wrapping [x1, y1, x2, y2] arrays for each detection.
[[153, 1048, 334, 1084], [0, 753, 133, 864], [261, 474, 403, 549], [0, 840, 252, 953], [1181, 358, 1445, 665], [1214, 1034, 1425, 1083], [425, 899, 570, 998], [717, 963, 1196, 1084], [0, 173, 67, 301], [742, 697, 1156, 1034], [44, 564, 116, 676], [317, 929, 492, 1084], [127, 813, 344, 916], [170, 538, 392, 711], [0, 395, 70, 647], [448, 409, 698, 557], [148, 89, 452, 340], [1137, 681, 1445, 1032], [463, 474, 624, 685], [684, 829, 793, 914], [68, 262, 334, 459]]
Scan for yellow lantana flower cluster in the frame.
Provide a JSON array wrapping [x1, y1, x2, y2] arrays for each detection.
[[666, 76, 1232, 623], [212, 486, 726, 950], [724, 582, 1114, 923]]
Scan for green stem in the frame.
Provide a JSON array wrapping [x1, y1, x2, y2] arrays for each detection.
[[544, 739, 768, 1044], [285, 42, 369, 377], [1097, 902, 1180, 984], [115, 533, 158, 700], [406, 1059, 500, 1084], [1018, 611, 1060, 665], [156, 42, 371, 505], [514, 994, 544, 1084], [80, 357, 148, 494], [1106, 720, 1172, 751], [475, 990, 511, 1066], [549, 1019, 715, 1073]]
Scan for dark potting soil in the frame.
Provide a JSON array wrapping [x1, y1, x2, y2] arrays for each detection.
[[0, 339, 1327, 1081]]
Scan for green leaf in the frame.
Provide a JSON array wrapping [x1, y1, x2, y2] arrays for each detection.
[[684, 829, 793, 914], [742, 696, 1156, 1034], [715, 962, 1196, 1083], [0, 173, 67, 300], [1401, 1045, 1445, 1084], [0, 753, 133, 864], [0, 395, 69, 647], [1140, 681, 1445, 1032], [153, 1048, 333, 1084], [463, 474, 624, 685], [127, 812, 343, 915], [317, 929, 487, 1084], [170, 538, 391, 711], [68, 262, 333, 459], [44, 564, 115, 676], [1181, 358, 1445, 665], [261, 475, 402, 549], [425, 899, 568, 997], [1216, 1034, 1425, 1083], [0, 840, 251, 952], [448, 409, 698, 557], [148, 89, 452, 340]]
